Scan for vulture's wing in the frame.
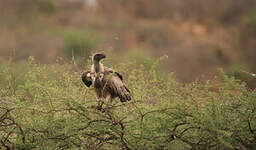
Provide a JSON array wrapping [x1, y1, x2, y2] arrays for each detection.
[[103, 71, 131, 102], [81, 71, 92, 87], [104, 67, 123, 81]]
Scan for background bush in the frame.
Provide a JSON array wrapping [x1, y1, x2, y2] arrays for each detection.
[[62, 29, 102, 60], [0, 58, 255, 149]]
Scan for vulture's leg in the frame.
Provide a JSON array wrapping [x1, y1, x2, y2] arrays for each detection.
[[96, 98, 104, 111], [106, 94, 112, 104], [103, 94, 112, 112]]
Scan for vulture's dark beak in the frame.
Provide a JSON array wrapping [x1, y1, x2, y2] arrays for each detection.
[[101, 54, 106, 59]]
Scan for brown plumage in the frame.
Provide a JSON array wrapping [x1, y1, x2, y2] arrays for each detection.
[[81, 53, 131, 103]]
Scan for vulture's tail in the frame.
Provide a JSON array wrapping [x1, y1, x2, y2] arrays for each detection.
[[118, 86, 131, 102]]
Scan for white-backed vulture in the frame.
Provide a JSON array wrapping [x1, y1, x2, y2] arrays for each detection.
[[81, 53, 131, 104]]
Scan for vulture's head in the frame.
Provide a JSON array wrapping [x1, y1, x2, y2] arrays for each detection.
[[92, 53, 106, 63]]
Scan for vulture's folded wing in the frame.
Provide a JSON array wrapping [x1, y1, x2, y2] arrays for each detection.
[[103, 72, 131, 102], [104, 67, 123, 81], [81, 71, 92, 87]]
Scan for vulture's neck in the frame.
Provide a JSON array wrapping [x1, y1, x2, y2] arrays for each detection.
[[93, 61, 103, 73]]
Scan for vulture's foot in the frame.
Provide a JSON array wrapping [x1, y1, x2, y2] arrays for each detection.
[[90, 105, 103, 112], [96, 105, 103, 111], [95, 100, 104, 112]]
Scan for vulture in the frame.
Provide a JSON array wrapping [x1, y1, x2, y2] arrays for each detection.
[[81, 53, 131, 106]]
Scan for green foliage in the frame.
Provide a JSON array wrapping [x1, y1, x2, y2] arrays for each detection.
[[245, 9, 256, 27], [63, 29, 101, 60], [244, 9, 256, 35], [108, 50, 169, 80], [225, 64, 253, 86], [16, 0, 57, 15], [0, 58, 256, 149], [36, 0, 58, 14], [125, 50, 156, 69]]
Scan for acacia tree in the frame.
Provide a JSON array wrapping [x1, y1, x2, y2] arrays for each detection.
[[0, 58, 255, 149]]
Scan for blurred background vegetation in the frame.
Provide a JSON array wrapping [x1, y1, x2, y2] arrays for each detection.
[[1, 1, 256, 149], [0, 0, 256, 87]]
